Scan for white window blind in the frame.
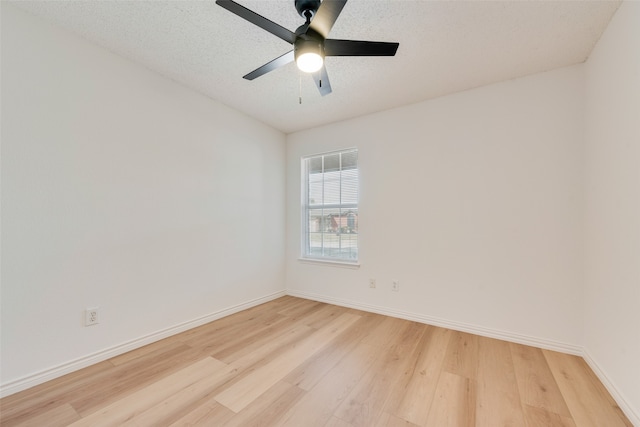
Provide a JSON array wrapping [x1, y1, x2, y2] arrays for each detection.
[[302, 149, 358, 262]]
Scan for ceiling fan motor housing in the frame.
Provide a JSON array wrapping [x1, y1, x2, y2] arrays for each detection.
[[294, 30, 324, 64], [293, 35, 324, 61], [295, 0, 321, 19]]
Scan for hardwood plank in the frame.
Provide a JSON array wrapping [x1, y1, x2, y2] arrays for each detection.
[[334, 321, 425, 427], [68, 357, 227, 426], [279, 300, 326, 322], [356, 315, 409, 349], [0, 361, 113, 425], [264, 295, 306, 312], [543, 350, 633, 427], [172, 298, 294, 348], [375, 412, 421, 427], [214, 319, 315, 365], [167, 399, 235, 426], [424, 371, 476, 427], [283, 312, 386, 391], [325, 416, 354, 427], [388, 325, 452, 426], [8, 403, 80, 427], [187, 322, 316, 402], [443, 330, 479, 380], [223, 323, 315, 371], [304, 303, 350, 329], [510, 343, 572, 417], [278, 342, 379, 427], [214, 312, 361, 412], [222, 381, 305, 427], [109, 337, 181, 366], [277, 298, 323, 317], [522, 404, 577, 427], [119, 359, 234, 426], [475, 336, 526, 427], [2, 341, 200, 421], [178, 310, 285, 350], [209, 313, 293, 361], [70, 342, 213, 416]]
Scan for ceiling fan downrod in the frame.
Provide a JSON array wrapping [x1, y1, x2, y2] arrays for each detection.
[[295, 0, 321, 21]]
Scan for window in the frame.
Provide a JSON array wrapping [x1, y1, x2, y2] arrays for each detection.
[[302, 149, 359, 263]]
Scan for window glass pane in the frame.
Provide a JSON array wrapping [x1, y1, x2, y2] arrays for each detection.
[[308, 156, 323, 174], [342, 169, 358, 205], [340, 234, 358, 260], [323, 234, 339, 257], [341, 150, 357, 170], [308, 209, 325, 232], [323, 207, 341, 233], [323, 171, 341, 205], [308, 232, 323, 256], [302, 149, 358, 262], [308, 174, 323, 206], [323, 153, 340, 173], [344, 208, 358, 233]]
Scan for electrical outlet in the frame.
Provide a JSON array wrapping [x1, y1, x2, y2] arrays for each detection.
[[369, 278, 376, 289], [392, 280, 400, 292], [85, 307, 99, 326]]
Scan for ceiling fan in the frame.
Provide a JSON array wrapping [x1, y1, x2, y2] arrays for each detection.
[[216, 0, 399, 96]]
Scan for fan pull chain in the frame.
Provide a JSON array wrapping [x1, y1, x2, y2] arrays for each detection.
[[299, 73, 303, 104]]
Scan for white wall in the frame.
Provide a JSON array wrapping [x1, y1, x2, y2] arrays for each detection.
[[1, 4, 285, 392], [3, 1, 637, 420], [584, 1, 640, 423], [286, 65, 585, 351]]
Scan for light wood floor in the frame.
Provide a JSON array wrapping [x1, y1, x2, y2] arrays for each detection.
[[0, 296, 632, 427]]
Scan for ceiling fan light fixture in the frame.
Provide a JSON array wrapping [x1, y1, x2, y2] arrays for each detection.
[[295, 37, 324, 73], [296, 52, 323, 73]]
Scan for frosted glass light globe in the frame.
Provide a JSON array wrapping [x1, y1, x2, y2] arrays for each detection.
[[296, 52, 323, 73]]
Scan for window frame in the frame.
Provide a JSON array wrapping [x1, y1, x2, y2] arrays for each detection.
[[300, 148, 360, 266]]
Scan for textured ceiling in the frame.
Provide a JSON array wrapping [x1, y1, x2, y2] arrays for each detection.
[[11, 0, 621, 134]]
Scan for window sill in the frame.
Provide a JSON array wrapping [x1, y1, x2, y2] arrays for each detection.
[[297, 258, 360, 269]]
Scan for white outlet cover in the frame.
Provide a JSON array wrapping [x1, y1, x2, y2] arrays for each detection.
[[85, 307, 99, 326]]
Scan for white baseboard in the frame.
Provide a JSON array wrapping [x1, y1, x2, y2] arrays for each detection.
[[583, 350, 640, 427], [0, 290, 286, 398], [286, 290, 583, 355]]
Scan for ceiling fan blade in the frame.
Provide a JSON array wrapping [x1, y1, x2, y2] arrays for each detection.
[[243, 51, 295, 80], [216, 0, 296, 44], [312, 65, 332, 96], [309, 0, 347, 39], [324, 39, 399, 56]]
